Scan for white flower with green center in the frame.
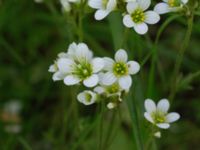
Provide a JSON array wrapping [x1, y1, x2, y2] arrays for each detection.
[[58, 42, 104, 87], [48, 52, 68, 81], [101, 49, 140, 90], [144, 99, 180, 129], [154, 0, 188, 14], [60, 0, 80, 12], [123, 0, 160, 35], [94, 81, 124, 109], [77, 90, 98, 105], [94, 75, 125, 97], [88, 0, 117, 20]]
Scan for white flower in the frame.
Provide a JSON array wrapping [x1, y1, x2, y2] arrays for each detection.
[[77, 90, 98, 105], [154, 131, 161, 138], [123, 0, 160, 34], [144, 99, 180, 129], [88, 0, 117, 20], [154, 0, 188, 14], [107, 102, 117, 109], [60, 0, 80, 12], [101, 49, 140, 90], [48, 52, 68, 81], [94, 73, 126, 96], [58, 42, 104, 87]]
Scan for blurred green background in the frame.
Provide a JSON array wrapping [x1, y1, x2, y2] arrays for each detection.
[[0, 0, 200, 150]]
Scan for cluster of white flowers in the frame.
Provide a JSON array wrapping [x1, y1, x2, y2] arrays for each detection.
[[47, 0, 184, 135], [88, 0, 189, 34], [144, 98, 180, 137], [49, 42, 140, 109]]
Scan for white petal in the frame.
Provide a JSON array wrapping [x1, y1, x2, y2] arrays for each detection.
[[119, 75, 132, 90], [49, 64, 57, 72], [64, 75, 80, 85], [92, 58, 104, 73], [138, 0, 151, 11], [144, 99, 156, 114], [127, 2, 139, 14], [97, 72, 105, 84], [88, 0, 102, 9], [133, 23, 148, 35], [157, 99, 170, 113], [154, 132, 161, 138], [127, 61, 140, 75], [156, 123, 170, 129], [107, 0, 117, 11], [166, 112, 180, 123], [67, 42, 77, 56], [181, 0, 188, 4], [83, 74, 99, 87], [115, 49, 128, 62], [58, 52, 68, 58], [154, 3, 171, 15], [145, 11, 160, 24], [94, 86, 105, 94], [95, 9, 110, 20], [52, 71, 65, 81], [103, 57, 114, 71], [144, 112, 154, 123], [57, 58, 74, 74], [123, 15, 135, 28], [76, 43, 93, 61], [101, 72, 117, 85]]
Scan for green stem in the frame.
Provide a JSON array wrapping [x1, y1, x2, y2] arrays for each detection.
[[120, 28, 129, 49], [77, 0, 84, 42], [169, 14, 194, 101], [127, 91, 144, 150], [98, 100, 105, 150], [147, 15, 181, 97], [102, 110, 117, 150], [0, 37, 25, 65]]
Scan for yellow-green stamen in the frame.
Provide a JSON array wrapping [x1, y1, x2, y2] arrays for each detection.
[[131, 9, 145, 23], [113, 62, 128, 76], [152, 111, 166, 123], [168, 0, 181, 7], [74, 63, 93, 79]]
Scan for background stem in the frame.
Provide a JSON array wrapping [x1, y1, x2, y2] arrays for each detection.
[[169, 14, 194, 101]]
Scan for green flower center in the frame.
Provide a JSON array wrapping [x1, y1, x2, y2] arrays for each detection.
[[74, 63, 93, 79], [168, 0, 181, 7], [131, 9, 145, 23], [85, 93, 92, 103], [152, 111, 166, 123], [113, 62, 128, 76], [102, 0, 108, 8], [107, 83, 120, 94]]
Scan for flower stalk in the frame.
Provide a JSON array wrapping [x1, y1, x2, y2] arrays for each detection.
[[169, 12, 194, 101]]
